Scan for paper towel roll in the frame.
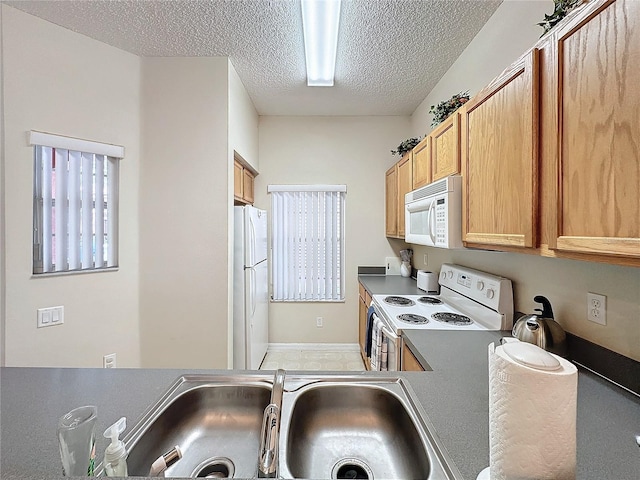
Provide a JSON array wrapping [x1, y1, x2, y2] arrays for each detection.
[[487, 341, 577, 480]]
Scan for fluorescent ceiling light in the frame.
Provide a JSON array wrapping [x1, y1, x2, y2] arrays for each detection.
[[301, 0, 342, 87]]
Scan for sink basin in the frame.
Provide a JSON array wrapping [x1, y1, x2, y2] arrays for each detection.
[[121, 375, 272, 478], [108, 374, 461, 479], [279, 379, 460, 480]]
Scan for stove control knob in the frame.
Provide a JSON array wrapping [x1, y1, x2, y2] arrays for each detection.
[[477, 281, 485, 291], [486, 288, 495, 299], [440, 271, 447, 281], [447, 270, 454, 279]]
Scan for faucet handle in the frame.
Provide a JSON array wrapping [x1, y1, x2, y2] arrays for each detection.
[[258, 404, 280, 478]]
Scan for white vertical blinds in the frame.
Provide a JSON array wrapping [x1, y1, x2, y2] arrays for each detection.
[[269, 185, 346, 301], [31, 132, 122, 274]]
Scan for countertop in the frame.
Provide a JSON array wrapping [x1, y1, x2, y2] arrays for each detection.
[[359, 274, 640, 480], [357, 273, 425, 296], [0, 274, 637, 479]]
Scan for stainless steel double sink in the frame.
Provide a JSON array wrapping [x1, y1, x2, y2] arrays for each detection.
[[113, 373, 462, 479]]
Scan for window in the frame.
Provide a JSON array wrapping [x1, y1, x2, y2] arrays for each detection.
[[268, 185, 346, 301], [30, 131, 123, 274]]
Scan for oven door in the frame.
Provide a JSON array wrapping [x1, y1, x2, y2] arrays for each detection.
[[379, 322, 401, 371], [374, 312, 402, 372]]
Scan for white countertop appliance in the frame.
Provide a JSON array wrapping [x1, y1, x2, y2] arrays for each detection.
[[404, 175, 463, 248], [371, 264, 514, 370]]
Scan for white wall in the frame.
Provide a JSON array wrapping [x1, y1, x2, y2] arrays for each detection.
[[409, 0, 640, 361], [412, 0, 552, 135], [227, 60, 259, 366], [256, 116, 411, 344], [1, 5, 142, 367], [139, 57, 230, 368], [228, 61, 259, 171], [0, 4, 6, 366]]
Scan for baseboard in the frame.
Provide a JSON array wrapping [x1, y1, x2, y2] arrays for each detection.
[[268, 343, 360, 352]]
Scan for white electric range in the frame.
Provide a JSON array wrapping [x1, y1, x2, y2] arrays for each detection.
[[370, 264, 514, 370]]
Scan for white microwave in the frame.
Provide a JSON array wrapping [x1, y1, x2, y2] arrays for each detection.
[[405, 175, 463, 248]]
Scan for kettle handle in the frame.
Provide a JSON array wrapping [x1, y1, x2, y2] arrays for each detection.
[[533, 295, 554, 319]]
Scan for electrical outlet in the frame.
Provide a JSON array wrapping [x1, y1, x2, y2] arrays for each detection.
[[37, 306, 64, 328], [587, 293, 607, 325], [103, 353, 117, 368], [423, 254, 428, 266], [316, 317, 323, 328]]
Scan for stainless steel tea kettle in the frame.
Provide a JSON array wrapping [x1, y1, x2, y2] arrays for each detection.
[[512, 296, 567, 357]]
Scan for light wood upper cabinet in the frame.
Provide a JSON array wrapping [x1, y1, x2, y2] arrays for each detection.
[[412, 136, 431, 189], [234, 155, 257, 205], [397, 153, 413, 237], [242, 168, 254, 204], [412, 113, 461, 190], [547, 0, 640, 258], [233, 161, 244, 201], [386, 152, 413, 238], [461, 48, 540, 249], [431, 112, 461, 182], [385, 165, 398, 237]]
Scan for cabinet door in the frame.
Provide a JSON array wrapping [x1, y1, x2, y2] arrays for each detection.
[[243, 169, 254, 204], [412, 136, 431, 189], [401, 343, 424, 372], [385, 165, 398, 237], [548, 0, 639, 258], [397, 153, 413, 238], [461, 49, 539, 248], [233, 160, 244, 201], [431, 112, 460, 182]]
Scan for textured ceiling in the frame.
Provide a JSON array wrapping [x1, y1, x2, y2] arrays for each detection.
[[4, 0, 503, 116]]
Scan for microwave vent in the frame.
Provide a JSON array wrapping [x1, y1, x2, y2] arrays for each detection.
[[410, 177, 450, 201]]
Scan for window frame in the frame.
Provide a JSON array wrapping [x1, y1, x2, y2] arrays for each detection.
[[30, 131, 124, 275], [268, 184, 346, 302]]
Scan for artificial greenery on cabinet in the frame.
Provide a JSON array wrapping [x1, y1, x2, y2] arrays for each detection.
[[391, 137, 422, 158], [428, 92, 470, 128], [538, 0, 582, 35]]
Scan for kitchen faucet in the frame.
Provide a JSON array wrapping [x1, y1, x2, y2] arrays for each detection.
[[257, 369, 285, 478]]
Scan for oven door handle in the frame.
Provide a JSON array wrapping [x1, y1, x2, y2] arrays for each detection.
[[379, 323, 398, 341]]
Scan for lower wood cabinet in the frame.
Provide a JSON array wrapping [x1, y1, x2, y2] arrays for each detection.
[[401, 342, 425, 372], [358, 282, 372, 370]]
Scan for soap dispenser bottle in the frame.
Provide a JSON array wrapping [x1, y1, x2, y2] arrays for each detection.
[[103, 417, 128, 477]]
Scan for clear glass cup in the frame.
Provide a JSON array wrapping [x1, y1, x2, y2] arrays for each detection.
[[57, 405, 97, 476]]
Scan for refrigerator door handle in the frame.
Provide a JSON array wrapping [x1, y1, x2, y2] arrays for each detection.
[[249, 266, 257, 316], [249, 214, 256, 267]]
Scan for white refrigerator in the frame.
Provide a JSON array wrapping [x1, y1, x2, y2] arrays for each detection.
[[233, 205, 269, 370]]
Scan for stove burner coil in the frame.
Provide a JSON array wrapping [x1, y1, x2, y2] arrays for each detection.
[[383, 296, 415, 306], [431, 312, 473, 326], [397, 313, 430, 324], [417, 296, 443, 305]]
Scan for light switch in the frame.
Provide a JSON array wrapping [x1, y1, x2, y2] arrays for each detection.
[[37, 306, 64, 328], [51, 307, 62, 324]]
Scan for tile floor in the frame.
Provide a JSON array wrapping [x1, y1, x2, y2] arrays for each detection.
[[260, 348, 366, 371]]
